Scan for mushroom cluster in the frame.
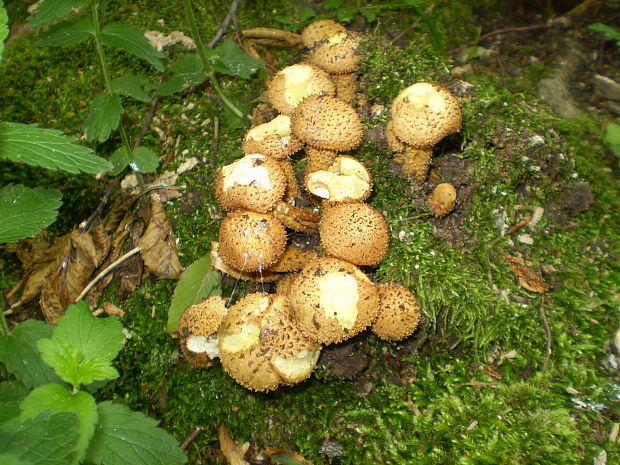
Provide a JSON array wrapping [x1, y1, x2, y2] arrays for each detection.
[[175, 19, 466, 391]]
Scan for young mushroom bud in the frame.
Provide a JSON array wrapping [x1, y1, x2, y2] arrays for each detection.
[[218, 210, 287, 272], [289, 257, 380, 345], [178, 296, 228, 368], [215, 154, 287, 213], [429, 183, 457, 217], [306, 155, 372, 204], [371, 282, 421, 341], [319, 203, 389, 266]]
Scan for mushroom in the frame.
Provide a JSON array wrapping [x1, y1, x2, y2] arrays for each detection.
[[217, 210, 287, 272], [266, 63, 335, 115], [371, 282, 421, 341], [289, 257, 379, 345], [319, 203, 389, 266], [429, 183, 457, 217], [301, 19, 347, 48], [218, 293, 320, 391], [242, 115, 303, 160], [178, 295, 228, 368], [388, 82, 462, 180], [305, 155, 372, 204]]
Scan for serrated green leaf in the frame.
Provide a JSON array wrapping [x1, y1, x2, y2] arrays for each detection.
[[99, 23, 164, 71], [20, 385, 96, 465], [86, 401, 187, 465], [0, 122, 113, 173], [110, 73, 153, 103], [0, 1, 8, 62], [37, 301, 124, 388], [84, 92, 123, 143], [34, 18, 94, 47], [0, 381, 27, 423], [28, 0, 88, 28], [211, 41, 266, 80], [108, 146, 130, 176], [0, 185, 62, 244], [0, 410, 79, 465], [0, 319, 63, 387], [155, 55, 205, 97], [167, 254, 221, 333], [130, 146, 159, 173]]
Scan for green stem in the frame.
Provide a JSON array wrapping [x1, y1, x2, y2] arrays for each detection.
[[0, 298, 9, 337], [182, 0, 247, 122]]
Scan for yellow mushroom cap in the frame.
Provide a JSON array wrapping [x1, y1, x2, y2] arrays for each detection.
[[306, 155, 372, 203], [291, 95, 364, 151], [178, 295, 228, 368], [215, 154, 287, 213], [301, 19, 348, 47], [266, 63, 336, 115], [307, 32, 361, 75], [371, 282, 421, 341], [384, 119, 407, 154], [289, 257, 380, 345], [242, 115, 303, 159], [391, 82, 462, 148], [218, 211, 287, 272], [319, 203, 389, 266], [429, 183, 457, 217], [218, 293, 320, 391]]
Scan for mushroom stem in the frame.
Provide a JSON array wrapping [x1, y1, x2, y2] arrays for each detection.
[[332, 72, 358, 104], [272, 201, 321, 233], [399, 146, 433, 180]]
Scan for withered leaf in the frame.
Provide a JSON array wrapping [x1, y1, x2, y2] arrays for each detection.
[[504, 255, 551, 293], [218, 425, 249, 465], [138, 195, 182, 279], [264, 447, 314, 465]]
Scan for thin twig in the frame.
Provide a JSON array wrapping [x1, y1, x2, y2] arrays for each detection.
[[211, 116, 219, 170], [76, 246, 142, 302], [134, 96, 160, 150], [181, 426, 205, 451], [539, 295, 552, 371], [391, 3, 434, 44], [207, 0, 242, 48], [447, 23, 552, 55], [80, 177, 122, 232]]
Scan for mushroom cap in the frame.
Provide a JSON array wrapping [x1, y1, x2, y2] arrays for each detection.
[[384, 119, 406, 154], [291, 95, 363, 151], [218, 293, 320, 391], [429, 183, 457, 217], [218, 211, 287, 272], [275, 271, 299, 297], [242, 115, 303, 159], [215, 154, 287, 213], [178, 295, 228, 368], [306, 155, 372, 203], [371, 282, 421, 341], [210, 241, 282, 282], [301, 19, 348, 48], [307, 32, 361, 75], [266, 63, 335, 115], [391, 82, 462, 148], [289, 257, 380, 345], [319, 203, 389, 266]]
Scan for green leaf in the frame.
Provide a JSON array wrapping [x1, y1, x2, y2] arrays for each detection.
[[84, 92, 123, 143], [86, 401, 187, 465], [0, 1, 8, 62], [0, 382, 29, 424], [110, 73, 153, 103], [336, 8, 356, 23], [321, 0, 340, 10], [210, 41, 266, 80], [167, 254, 221, 333], [0, 184, 62, 244], [108, 146, 131, 176], [297, 8, 316, 22], [0, 411, 79, 465], [589, 23, 620, 45], [34, 18, 94, 47], [0, 122, 113, 173], [99, 23, 164, 71], [361, 9, 378, 23], [20, 384, 97, 465], [604, 121, 620, 146], [28, 0, 88, 28], [0, 453, 27, 465], [37, 301, 124, 388], [155, 54, 205, 97], [130, 146, 159, 173]]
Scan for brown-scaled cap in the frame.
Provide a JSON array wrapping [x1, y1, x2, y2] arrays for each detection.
[[371, 282, 421, 341], [307, 31, 361, 75], [301, 19, 347, 47], [242, 115, 303, 159], [429, 183, 457, 217]]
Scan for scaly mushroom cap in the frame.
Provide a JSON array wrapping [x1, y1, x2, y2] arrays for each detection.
[[210, 241, 282, 282], [371, 282, 421, 341], [178, 295, 228, 368], [307, 31, 361, 75], [275, 271, 299, 297], [289, 257, 380, 345], [301, 19, 347, 48], [291, 95, 363, 151], [242, 115, 303, 159], [429, 183, 457, 217], [391, 82, 462, 148], [215, 154, 286, 213], [306, 155, 372, 203], [384, 119, 406, 154], [218, 293, 320, 391], [218, 211, 287, 272], [319, 203, 389, 266], [266, 63, 336, 115]]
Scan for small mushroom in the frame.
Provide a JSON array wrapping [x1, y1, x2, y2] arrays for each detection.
[[289, 257, 380, 345], [301, 19, 348, 48], [371, 282, 421, 341], [178, 295, 228, 368], [429, 183, 457, 217], [319, 203, 389, 266]]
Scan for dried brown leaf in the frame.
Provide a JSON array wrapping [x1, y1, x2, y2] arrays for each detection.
[[218, 425, 249, 465], [264, 447, 314, 465], [504, 255, 551, 293]]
